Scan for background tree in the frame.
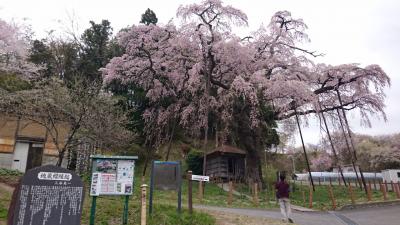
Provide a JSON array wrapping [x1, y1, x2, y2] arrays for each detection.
[[140, 8, 158, 25]]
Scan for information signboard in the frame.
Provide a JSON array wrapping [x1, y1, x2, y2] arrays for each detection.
[[90, 155, 137, 196], [191, 175, 210, 182], [153, 161, 180, 190], [9, 165, 85, 225], [149, 161, 182, 214]]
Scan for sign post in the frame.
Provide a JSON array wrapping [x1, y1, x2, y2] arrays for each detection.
[[149, 161, 182, 215], [188, 174, 209, 207], [187, 171, 193, 214], [89, 155, 138, 225]]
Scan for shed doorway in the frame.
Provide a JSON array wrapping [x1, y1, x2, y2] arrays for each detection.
[[11, 141, 44, 172]]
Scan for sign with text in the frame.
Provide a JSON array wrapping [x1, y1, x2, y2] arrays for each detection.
[[90, 155, 137, 196], [191, 175, 210, 182], [153, 161, 180, 191], [9, 165, 85, 225], [149, 161, 182, 214]]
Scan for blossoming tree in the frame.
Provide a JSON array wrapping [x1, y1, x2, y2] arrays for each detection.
[[102, 0, 390, 183]]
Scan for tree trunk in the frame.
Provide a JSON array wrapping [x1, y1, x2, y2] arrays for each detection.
[[165, 120, 176, 161], [56, 150, 65, 167]]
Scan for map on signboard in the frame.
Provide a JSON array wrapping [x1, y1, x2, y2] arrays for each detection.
[[90, 158, 135, 196], [153, 162, 180, 191], [9, 165, 84, 225]]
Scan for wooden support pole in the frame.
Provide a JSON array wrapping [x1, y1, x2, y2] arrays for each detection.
[[228, 181, 233, 205], [380, 183, 388, 201], [198, 181, 203, 202], [373, 179, 377, 191], [367, 181, 372, 202], [348, 183, 355, 205], [253, 182, 259, 206], [187, 171, 193, 214], [384, 182, 388, 192], [319, 109, 347, 186], [336, 108, 362, 190], [294, 109, 315, 191], [337, 90, 368, 193], [141, 184, 148, 225], [395, 183, 400, 199], [309, 185, 313, 208], [328, 185, 336, 210]]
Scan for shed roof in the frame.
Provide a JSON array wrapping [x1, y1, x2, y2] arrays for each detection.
[[206, 145, 246, 156]]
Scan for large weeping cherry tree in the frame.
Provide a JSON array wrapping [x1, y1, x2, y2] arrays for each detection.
[[102, 0, 390, 184]]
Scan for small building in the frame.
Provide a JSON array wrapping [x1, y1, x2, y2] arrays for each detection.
[[381, 169, 400, 183], [0, 115, 69, 172], [332, 164, 360, 173], [204, 145, 246, 181]]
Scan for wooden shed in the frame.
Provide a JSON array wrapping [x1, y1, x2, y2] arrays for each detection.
[[204, 145, 246, 181]]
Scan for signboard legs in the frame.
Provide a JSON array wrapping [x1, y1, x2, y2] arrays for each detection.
[[177, 161, 182, 214], [187, 171, 193, 214], [149, 161, 155, 215], [89, 196, 97, 225], [122, 196, 129, 225]]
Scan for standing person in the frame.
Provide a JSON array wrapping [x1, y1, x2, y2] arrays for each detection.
[[275, 174, 294, 223]]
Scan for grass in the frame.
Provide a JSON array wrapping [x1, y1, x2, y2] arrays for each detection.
[[0, 186, 12, 222], [0, 168, 23, 187], [290, 182, 399, 210]]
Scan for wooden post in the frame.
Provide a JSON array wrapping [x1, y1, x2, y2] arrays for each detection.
[[380, 183, 388, 201], [187, 171, 193, 214], [373, 179, 377, 191], [228, 181, 233, 205], [328, 185, 336, 210], [395, 183, 400, 199], [294, 109, 315, 191], [141, 184, 148, 225], [367, 181, 372, 202], [391, 181, 394, 192], [318, 177, 321, 186], [198, 181, 203, 202], [253, 182, 259, 206], [348, 182, 355, 205], [309, 185, 313, 208], [384, 182, 388, 192]]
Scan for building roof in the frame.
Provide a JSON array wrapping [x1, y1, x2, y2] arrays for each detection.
[[206, 145, 246, 156]]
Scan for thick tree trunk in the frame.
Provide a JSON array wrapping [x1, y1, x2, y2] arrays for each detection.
[[236, 116, 264, 185]]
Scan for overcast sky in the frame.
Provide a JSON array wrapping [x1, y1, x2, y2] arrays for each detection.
[[1, 0, 399, 146]]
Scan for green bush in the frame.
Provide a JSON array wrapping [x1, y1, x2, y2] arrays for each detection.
[[186, 150, 203, 175], [0, 168, 23, 177]]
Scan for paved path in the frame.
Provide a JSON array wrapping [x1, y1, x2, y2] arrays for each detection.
[[195, 204, 400, 225], [341, 205, 400, 225]]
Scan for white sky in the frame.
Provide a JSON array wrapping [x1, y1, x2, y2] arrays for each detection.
[[1, 0, 399, 146]]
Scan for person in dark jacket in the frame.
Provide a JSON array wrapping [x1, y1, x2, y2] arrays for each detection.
[[275, 174, 294, 223]]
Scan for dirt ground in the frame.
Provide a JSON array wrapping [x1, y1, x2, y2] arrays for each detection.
[[204, 210, 288, 225]]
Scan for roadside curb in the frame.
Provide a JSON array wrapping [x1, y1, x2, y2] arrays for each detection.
[[338, 200, 400, 211], [291, 204, 317, 212]]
